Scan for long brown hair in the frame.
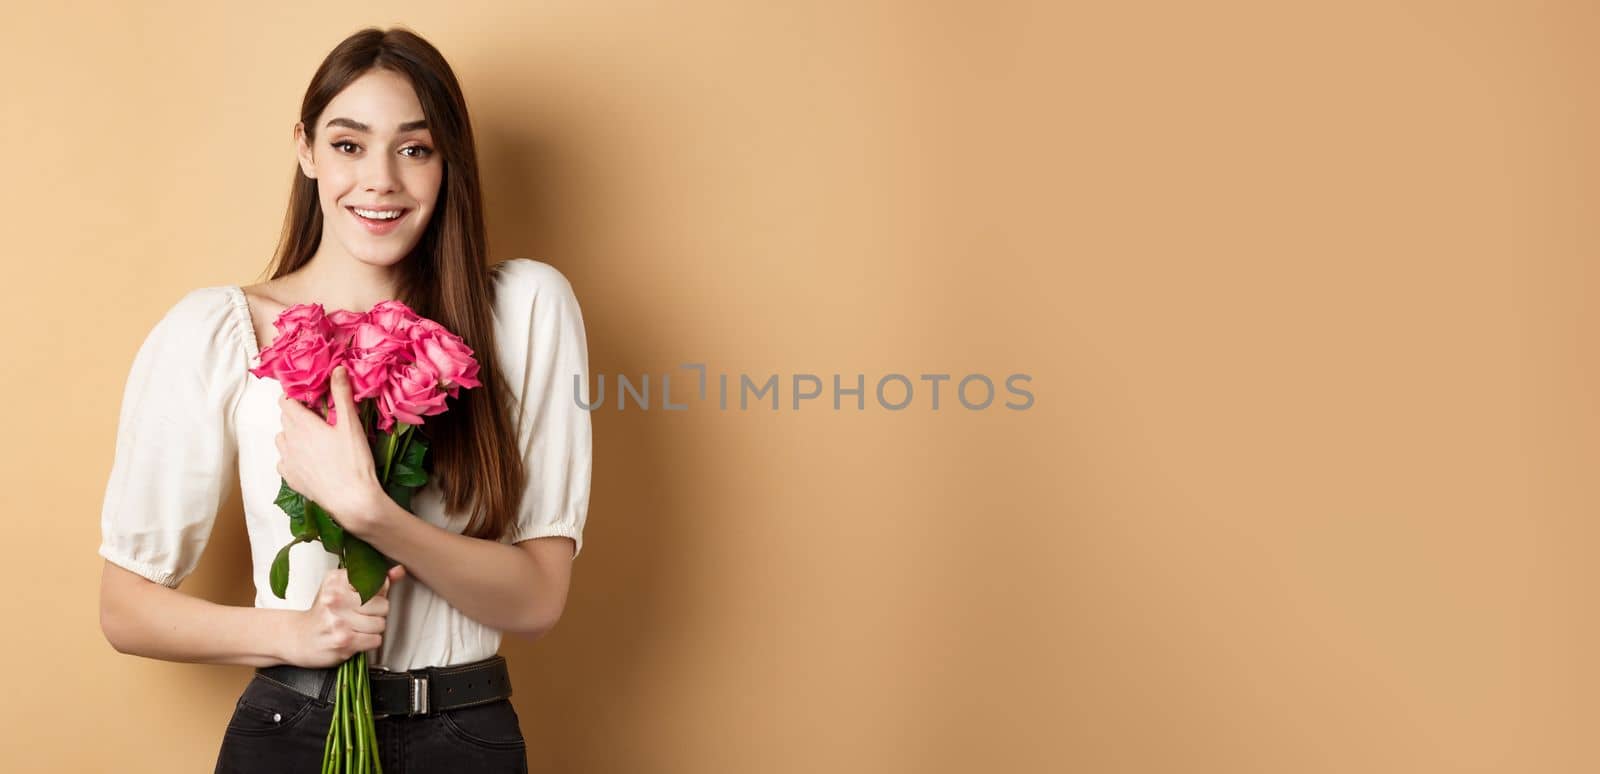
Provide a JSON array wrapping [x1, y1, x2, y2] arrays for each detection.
[[266, 26, 523, 542]]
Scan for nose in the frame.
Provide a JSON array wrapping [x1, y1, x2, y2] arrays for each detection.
[[360, 150, 400, 194]]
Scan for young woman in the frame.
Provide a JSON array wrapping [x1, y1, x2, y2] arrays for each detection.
[[95, 27, 591, 773]]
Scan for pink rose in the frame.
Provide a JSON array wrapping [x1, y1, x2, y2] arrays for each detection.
[[367, 300, 421, 336], [352, 321, 413, 361], [409, 324, 482, 399], [329, 316, 411, 405], [273, 304, 333, 339], [343, 322, 413, 406], [247, 295, 485, 433], [345, 348, 399, 402], [327, 308, 365, 352], [376, 362, 449, 431], [248, 329, 339, 411]]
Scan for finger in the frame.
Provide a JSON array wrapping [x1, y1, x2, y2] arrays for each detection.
[[330, 365, 358, 430], [370, 567, 404, 600], [278, 392, 312, 427], [350, 613, 388, 635], [389, 565, 407, 584], [357, 594, 391, 617], [320, 570, 347, 607]]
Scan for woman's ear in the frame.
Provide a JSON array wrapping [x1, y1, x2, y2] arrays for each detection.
[[292, 121, 317, 180]]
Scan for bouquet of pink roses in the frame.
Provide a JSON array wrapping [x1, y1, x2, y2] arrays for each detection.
[[248, 299, 480, 774]]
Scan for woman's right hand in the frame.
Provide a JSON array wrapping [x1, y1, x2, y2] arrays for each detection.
[[287, 564, 407, 668]]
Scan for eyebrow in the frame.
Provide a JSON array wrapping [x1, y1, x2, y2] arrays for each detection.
[[324, 117, 429, 133]]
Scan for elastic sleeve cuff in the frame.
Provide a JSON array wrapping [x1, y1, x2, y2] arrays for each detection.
[[97, 543, 184, 589], [506, 524, 583, 559]]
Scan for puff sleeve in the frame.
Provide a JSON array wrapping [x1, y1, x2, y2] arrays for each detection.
[[491, 259, 593, 558], [98, 287, 250, 588]]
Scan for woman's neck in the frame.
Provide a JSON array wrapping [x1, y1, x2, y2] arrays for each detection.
[[283, 248, 404, 313]]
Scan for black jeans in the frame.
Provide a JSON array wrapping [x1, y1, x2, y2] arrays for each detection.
[[213, 666, 529, 773]]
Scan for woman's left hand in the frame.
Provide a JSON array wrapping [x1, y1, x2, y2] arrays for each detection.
[[277, 365, 384, 535]]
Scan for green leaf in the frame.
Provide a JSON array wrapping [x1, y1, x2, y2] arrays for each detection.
[[270, 540, 295, 599], [370, 434, 390, 471], [293, 500, 318, 542], [307, 499, 344, 554], [275, 480, 308, 537], [342, 537, 392, 605], [384, 479, 417, 512], [403, 435, 428, 469], [273, 478, 296, 509], [390, 461, 428, 487]]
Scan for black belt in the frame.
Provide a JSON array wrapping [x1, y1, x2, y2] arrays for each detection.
[[256, 654, 512, 719]]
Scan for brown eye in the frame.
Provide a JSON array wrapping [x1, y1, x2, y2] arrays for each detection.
[[401, 146, 433, 159], [332, 141, 359, 154]]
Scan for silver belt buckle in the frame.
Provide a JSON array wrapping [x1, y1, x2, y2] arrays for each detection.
[[411, 675, 430, 716], [368, 668, 429, 719]]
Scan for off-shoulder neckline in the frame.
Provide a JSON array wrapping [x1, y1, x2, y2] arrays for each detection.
[[220, 261, 526, 365]]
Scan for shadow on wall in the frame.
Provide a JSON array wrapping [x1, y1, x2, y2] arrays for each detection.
[[478, 112, 683, 771]]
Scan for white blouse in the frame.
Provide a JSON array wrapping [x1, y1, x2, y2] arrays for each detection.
[[98, 258, 592, 671]]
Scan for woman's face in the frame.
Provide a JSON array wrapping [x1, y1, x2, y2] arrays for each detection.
[[293, 68, 443, 268]]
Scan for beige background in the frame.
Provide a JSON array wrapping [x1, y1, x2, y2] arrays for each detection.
[[2, 1, 1595, 771]]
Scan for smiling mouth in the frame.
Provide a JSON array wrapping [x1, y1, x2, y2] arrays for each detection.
[[347, 206, 411, 223]]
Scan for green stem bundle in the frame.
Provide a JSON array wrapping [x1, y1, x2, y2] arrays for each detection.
[[305, 417, 427, 773]]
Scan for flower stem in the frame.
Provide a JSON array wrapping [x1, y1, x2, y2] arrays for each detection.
[[353, 652, 363, 774], [366, 653, 383, 774], [328, 661, 343, 773], [365, 655, 373, 774], [342, 659, 354, 762], [394, 425, 414, 477], [381, 430, 399, 483], [324, 691, 338, 774]]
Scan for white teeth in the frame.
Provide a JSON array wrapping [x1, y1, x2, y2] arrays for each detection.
[[353, 207, 403, 220]]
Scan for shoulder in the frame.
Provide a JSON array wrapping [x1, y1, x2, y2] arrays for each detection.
[[158, 285, 238, 328], [490, 259, 580, 307], [489, 259, 585, 332], [487, 260, 589, 380], [132, 285, 253, 375]]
